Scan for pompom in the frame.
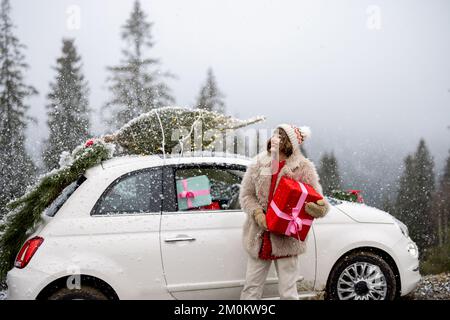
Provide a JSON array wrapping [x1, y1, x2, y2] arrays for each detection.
[[299, 126, 311, 140]]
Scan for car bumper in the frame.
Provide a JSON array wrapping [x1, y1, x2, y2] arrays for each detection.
[[392, 236, 421, 296], [6, 267, 51, 300]]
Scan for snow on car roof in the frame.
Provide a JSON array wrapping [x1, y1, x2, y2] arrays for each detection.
[[96, 151, 251, 171], [100, 154, 161, 169]]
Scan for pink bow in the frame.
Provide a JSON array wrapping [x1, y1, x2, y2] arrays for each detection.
[[288, 207, 303, 234], [179, 191, 195, 198], [177, 179, 210, 208]]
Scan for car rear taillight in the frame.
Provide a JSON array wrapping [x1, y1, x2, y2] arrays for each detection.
[[14, 236, 44, 269]]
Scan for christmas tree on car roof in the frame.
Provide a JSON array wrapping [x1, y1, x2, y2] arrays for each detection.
[[0, 106, 265, 280]]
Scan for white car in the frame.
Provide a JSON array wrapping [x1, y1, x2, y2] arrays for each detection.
[[6, 154, 421, 300]]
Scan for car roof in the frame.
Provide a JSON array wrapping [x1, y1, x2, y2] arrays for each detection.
[[84, 152, 252, 178]]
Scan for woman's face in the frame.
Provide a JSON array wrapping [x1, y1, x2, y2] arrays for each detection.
[[270, 133, 280, 152], [267, 129, 293, 157]]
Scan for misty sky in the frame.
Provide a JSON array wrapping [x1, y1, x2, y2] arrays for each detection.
[[9, 0, 450, 202]]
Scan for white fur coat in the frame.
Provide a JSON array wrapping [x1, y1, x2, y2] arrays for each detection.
[[239, 148, 330, 259]]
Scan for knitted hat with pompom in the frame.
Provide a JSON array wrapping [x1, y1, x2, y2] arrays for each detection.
[[276, 124, 311, 150]]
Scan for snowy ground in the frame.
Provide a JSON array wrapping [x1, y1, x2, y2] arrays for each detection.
[[0, 273, 448, 300]]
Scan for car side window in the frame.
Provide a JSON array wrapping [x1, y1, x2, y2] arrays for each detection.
[[174, 166, 245, 212], [93, 168, 162, 215]]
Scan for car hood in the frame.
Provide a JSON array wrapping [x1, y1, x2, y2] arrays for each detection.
[[335, 201, 395, 224]]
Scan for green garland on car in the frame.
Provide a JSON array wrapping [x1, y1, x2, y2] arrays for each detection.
[[330, 189, 363, 203], [0, 140, 115, 280]]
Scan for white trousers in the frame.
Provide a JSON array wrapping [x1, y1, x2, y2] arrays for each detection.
[[240, 255, 299, 300]]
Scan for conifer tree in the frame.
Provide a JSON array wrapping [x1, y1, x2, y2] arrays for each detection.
[[103, 0, 174, 130], [394, 139, 435, 251], [431, 150, 450, 245], [381, 194, 395, 215], [196, 68, 225, 114], [0, 0, 37, 218], [318, 152, 342, 195], [395, 155, 415, 221], [43, 39, 90, 170]]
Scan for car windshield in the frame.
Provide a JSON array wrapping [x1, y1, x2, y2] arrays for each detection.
[[45, 175, 87, 217]]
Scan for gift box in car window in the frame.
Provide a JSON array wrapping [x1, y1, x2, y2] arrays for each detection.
[[176, 175, 212, 211]]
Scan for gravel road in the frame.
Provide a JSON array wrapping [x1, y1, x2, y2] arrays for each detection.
[[405, 273, 450, 300]]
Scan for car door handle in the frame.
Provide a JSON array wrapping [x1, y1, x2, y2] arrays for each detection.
[[164, 237, 196, 243]]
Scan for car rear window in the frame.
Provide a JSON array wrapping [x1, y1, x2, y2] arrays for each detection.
[[45, 175, 87, 217]]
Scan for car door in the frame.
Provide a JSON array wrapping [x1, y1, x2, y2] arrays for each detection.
[[159, 163, 317, 299], [88, 167, 168, 299], [160, 163, 254, 299]]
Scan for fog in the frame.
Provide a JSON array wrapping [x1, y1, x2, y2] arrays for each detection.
[[10, 0, 450, 205]]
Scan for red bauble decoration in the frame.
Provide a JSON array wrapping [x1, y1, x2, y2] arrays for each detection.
[[84, 139, 94, 148]]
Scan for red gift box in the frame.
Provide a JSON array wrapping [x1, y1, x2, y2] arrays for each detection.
[[266, 177, 323, 241]]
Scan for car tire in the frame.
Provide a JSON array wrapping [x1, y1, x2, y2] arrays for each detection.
[[47, 286, 109, 300], [325, 251, 397, 300]]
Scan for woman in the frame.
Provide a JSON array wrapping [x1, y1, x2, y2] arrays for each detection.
[[239, 124, 330, 300]]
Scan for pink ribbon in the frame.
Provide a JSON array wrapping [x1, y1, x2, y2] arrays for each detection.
[[178, 179, 210, 208], [270, 181, 313, 237]]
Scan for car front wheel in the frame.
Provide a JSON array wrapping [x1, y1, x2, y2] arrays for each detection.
[[326, 251, 397, 300]]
